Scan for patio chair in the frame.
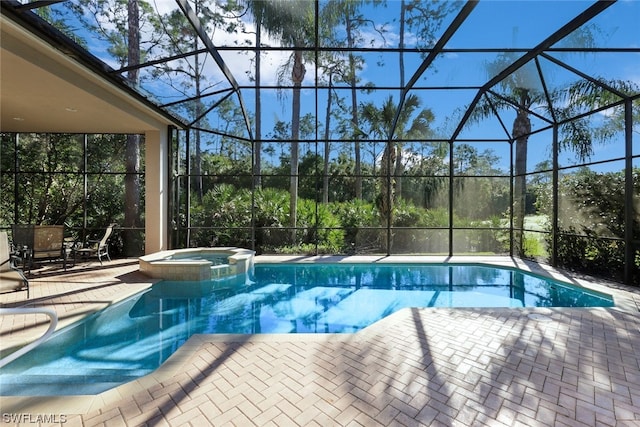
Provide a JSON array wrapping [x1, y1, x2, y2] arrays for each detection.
[[0, 232, 29, 298], [10, 224, 34, 268], [32, 225, 68, 270], [75, 224, 115, 265]]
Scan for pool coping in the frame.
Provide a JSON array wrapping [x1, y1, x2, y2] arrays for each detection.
[[1, 255, 638, 415]]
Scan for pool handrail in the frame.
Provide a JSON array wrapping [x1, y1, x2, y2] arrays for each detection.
[[0, 307, 58, 368]]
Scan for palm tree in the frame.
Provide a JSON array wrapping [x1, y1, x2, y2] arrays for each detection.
[[361, 94, 434, 251], [243, 0, 315, 244], [468, 51, 638, 256], [252, 5, 264, 190], [511, 87, 532, 257]]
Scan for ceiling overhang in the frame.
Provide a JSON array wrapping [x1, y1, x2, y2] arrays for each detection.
[[0, 13, 183, 134]]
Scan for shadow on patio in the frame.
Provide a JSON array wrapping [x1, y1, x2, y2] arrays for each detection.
[[64, 305, 640, 426]]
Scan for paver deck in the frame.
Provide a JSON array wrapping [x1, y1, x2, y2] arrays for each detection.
[[1, 257, 639, 427]]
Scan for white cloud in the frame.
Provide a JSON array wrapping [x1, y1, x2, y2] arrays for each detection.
[[150, 0, 178, 15]]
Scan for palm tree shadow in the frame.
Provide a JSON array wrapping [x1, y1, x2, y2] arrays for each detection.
[[147, 335, 252, 426], [409, 307, 455, 426], [125, 306, 640, 426]]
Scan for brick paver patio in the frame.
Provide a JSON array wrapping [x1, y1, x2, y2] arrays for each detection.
[[1, 258, 639, 426]]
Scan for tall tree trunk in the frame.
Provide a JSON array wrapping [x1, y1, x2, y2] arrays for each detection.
[[124, 0, 141, 256], [513, 89, 531, 257], [290, 49, 305, 244], [346, 16, 362, 200], [322, 72, 333, 204], [394, 144, 404, 197], [253, 9, 263, 190], [395, 0, 406, 199], [377, 141, 396, 252], [193, 1, 203, 203]]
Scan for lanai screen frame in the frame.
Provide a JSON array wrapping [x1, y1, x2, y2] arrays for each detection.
[[1, 1, 638, 285]]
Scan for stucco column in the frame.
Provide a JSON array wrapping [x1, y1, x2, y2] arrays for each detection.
[[145, 128, 168, 253]]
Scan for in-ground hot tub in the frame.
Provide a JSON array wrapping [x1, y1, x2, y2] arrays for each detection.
[[139, 247, 254, 281]]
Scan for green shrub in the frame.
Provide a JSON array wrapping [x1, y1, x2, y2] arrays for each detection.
[[297, 199, 344, 253], [334, 199, 380, 253]]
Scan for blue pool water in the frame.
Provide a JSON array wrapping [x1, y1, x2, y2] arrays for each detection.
[[0, 263, 613, 396]]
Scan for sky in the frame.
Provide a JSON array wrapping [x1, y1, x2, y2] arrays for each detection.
[[47, 0, 640, 172]]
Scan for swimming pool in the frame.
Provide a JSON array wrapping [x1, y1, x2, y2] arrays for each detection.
[[0, 263, 613, 396]]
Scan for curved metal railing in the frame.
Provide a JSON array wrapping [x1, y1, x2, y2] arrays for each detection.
[[0, 307, 58, 368]]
